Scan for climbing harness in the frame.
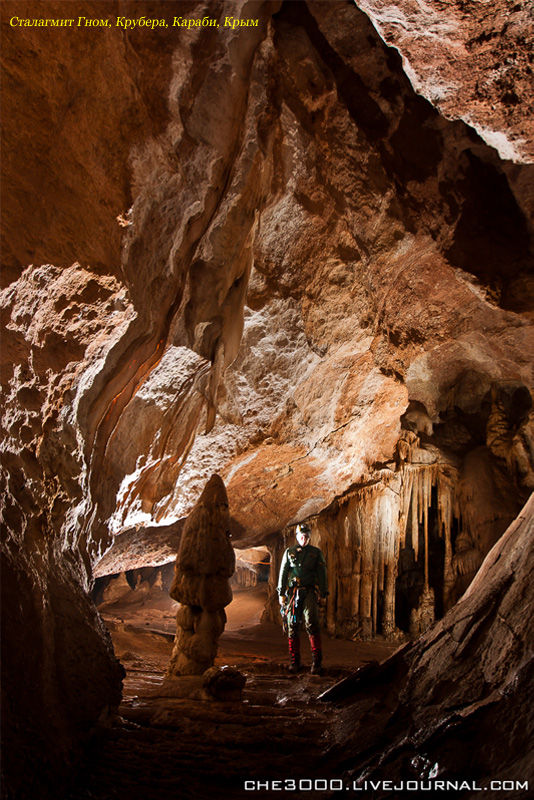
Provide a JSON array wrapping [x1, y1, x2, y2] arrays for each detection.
[[280, 579, 318, 634]]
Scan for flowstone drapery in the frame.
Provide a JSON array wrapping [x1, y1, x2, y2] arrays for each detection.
[[267, 418, 528, 641], [314, 457, 456, 640], [166, 474, 235, 676]]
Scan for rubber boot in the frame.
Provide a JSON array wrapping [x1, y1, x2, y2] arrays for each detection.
[[288, 635, 301, 673], [309, 633, 323, 674]]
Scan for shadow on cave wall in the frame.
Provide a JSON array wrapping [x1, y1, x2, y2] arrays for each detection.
[[445, 151, 534, 312]]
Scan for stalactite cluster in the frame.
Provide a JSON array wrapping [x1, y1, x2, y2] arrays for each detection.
[[267, 431, 526, 641]]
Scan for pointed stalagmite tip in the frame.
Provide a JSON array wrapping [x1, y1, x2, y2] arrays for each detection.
[[199, 474, 229, 508]]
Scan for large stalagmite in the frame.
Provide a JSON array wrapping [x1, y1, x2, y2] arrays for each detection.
[[167, 474, 235, 676]]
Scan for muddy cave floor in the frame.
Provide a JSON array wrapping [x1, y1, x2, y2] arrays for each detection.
[[68, 584, 399, 800]]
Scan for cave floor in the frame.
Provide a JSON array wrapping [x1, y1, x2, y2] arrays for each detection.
[[68, 586, 399, 800]]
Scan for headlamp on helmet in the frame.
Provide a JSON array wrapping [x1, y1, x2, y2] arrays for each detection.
[[296, 523, 311, 537]]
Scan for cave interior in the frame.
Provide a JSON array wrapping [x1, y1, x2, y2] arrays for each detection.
[[1, 0, 534, 798]]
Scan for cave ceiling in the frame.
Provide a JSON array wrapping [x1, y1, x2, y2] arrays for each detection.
[[1, 0, 533, 581]]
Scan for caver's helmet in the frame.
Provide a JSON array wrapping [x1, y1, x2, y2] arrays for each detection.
[[296, 523, 311, 537]]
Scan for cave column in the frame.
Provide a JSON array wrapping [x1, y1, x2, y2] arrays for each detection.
[[360, 570, 374, 639], [382, 559, 397, 638]]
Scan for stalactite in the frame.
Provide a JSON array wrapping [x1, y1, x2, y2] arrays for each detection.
[[412, 480, 419, 561], [399, 469, 414, 548], [267, 454, 467, 641], [424, 504, 429, 590], [383, 560, 397, 636], [351, 561, 361, 620], [372, 566, 378, 639], [378, 553, 385, 593], [326, 542, 337, 632]]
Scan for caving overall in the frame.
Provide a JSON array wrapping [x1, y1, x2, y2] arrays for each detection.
[[278, 542, 328, 673]]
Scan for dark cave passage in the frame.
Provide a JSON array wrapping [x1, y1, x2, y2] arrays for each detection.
[[395, 487, 449, 633]]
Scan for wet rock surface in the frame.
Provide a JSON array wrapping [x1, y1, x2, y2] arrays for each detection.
[[69, 590, 398, 800], [76, 495, 534, 800], [325, 495, 534, 798]]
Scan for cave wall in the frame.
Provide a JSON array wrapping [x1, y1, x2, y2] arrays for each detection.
[[264, 425, 530, 641], [356, 0, 534, 164], [134, 0, 533, 546], [1, 0, 533, 795], [1, 2, 187, 795], [328, 493, 534, 794]]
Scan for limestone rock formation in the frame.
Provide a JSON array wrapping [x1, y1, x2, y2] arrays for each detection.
[[102, 571, 132, 605], [325, 494, 534, 792], [202, 665, 247, 701], [1, 0, 533, 795], [356, 0, 534, 163], [233, 545, 270, 586], [166, 475, 235, 676]]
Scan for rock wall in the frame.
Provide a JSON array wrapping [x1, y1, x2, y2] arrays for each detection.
[[85, 0, 533, 555], [1, 2, 184, 795], [1, 0, 533, 795], [264, 406, 531, 640], [327, 493, 534, 793], [356, 0, 534, 163]]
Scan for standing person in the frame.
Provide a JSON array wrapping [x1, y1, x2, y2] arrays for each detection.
[[277, 523, 328, 674]]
